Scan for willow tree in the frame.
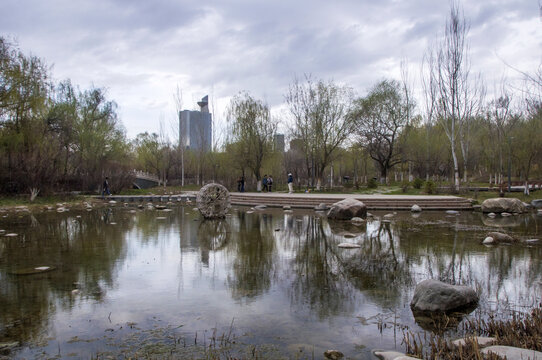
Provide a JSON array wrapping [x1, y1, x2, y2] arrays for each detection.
[[227, 92, 276, 191], [285, 76, 354, 190], [352, 79, 412, 184]]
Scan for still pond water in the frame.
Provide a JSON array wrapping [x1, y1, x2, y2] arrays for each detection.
[[0, 205, 541, 359]]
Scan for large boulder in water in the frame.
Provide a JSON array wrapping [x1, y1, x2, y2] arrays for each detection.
[[410, 279, 479, 313], [481, 198, 526, 214], [196, 183, 231, 219], [531, 199, 542, 209], [327, 198, 367, 220]]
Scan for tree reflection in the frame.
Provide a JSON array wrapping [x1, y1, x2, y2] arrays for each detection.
[[0, 209, 130, 345], [226, 212, 276, 302]]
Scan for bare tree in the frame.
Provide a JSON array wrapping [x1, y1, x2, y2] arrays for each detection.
[[425, 1, 482, 191], [486, 78, 516, 185], [173, 84, 185, 186], [285, 75, 354, 190]]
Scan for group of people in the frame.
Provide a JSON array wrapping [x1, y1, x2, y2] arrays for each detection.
[[236, 173, 294, 193], [262, 174, 274, 192]]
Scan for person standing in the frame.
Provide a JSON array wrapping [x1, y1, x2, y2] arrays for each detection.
[[102, 177, 111, 197], [287, 173, 294, 194], [262, 175, 268, 192], [237, 176, 242, 192], [240, 175, 245, 192], [267, 175, 273, 192]]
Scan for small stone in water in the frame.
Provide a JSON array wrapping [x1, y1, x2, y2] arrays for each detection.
[[338, 243, 361, 249], [483, 237, 495, 245], [324, 350, 344, 360]]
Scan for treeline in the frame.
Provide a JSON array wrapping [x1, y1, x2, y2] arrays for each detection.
[[0, 37, 132, 196], [2, 2, 542, 197]]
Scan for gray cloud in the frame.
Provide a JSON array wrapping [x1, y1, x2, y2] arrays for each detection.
[[1, 0, 540, 138]]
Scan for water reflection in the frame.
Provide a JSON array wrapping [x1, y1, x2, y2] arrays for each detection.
[[0, 207, 540, 358], [0, 210, 130, 347]]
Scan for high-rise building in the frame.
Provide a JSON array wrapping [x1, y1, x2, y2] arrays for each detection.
[[179, 95, 212, 152], [273, 134, 285, 152]]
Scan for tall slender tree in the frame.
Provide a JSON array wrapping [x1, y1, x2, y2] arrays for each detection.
[[424, 1, 481, 191]]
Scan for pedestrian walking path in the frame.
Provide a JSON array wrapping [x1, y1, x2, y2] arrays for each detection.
[[230, 192, 473, 210], [101, 191, 473, 210]]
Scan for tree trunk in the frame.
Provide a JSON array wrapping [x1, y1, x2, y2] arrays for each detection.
[[380, 167, 387, 185], [451, 142, 460, 192]]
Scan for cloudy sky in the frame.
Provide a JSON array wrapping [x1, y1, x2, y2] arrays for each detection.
[[1, 0, 541, 140]]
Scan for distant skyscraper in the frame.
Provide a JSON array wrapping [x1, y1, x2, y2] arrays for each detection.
[[273, 134, 285, 152], [179, 95, 213, 152]]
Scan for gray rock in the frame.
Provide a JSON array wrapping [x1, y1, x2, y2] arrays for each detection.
[[481, 345, 542, 359], [483, 236, 496, 245], [473, 204, 482, 211], [501, 212, 512, 217], [315, 203, 328, 211], [283, 205, 291, 210], [411, 204, 422, 212], [446, 210, 460, 215], [410, 279, 479, 313], [452, 336, 496, 348], [487, 212, 496, 218], [531, 199, 542, 209], [323, 350, 344, 359], [327, 198, 367, 220], [372, 351, 418, 360], [254, 205, 267, 210], [196, 183, 231, 219], [383, 213, 395, 218], [481, 198, 527, 213], [486, 231, 517, 244]]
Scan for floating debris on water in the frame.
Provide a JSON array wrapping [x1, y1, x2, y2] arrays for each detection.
[[10, 266, 56, 275]]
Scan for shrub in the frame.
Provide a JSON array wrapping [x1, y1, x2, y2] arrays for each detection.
[[367, 178, 378, 189], [401, 180, 410, 193], [413, 178, 424, 189], [424, 180, 436, 194]]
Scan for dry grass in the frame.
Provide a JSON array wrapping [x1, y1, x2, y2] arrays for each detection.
[[403, 304, 542, 359]]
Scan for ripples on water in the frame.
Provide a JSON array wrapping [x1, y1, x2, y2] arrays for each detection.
[[0, 206, 541, 359]]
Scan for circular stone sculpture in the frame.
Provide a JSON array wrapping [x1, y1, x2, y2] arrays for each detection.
[[196, 183, 231, 219]]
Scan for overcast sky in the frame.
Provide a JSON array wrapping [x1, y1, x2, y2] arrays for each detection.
[[1, 0, 541, 140]]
